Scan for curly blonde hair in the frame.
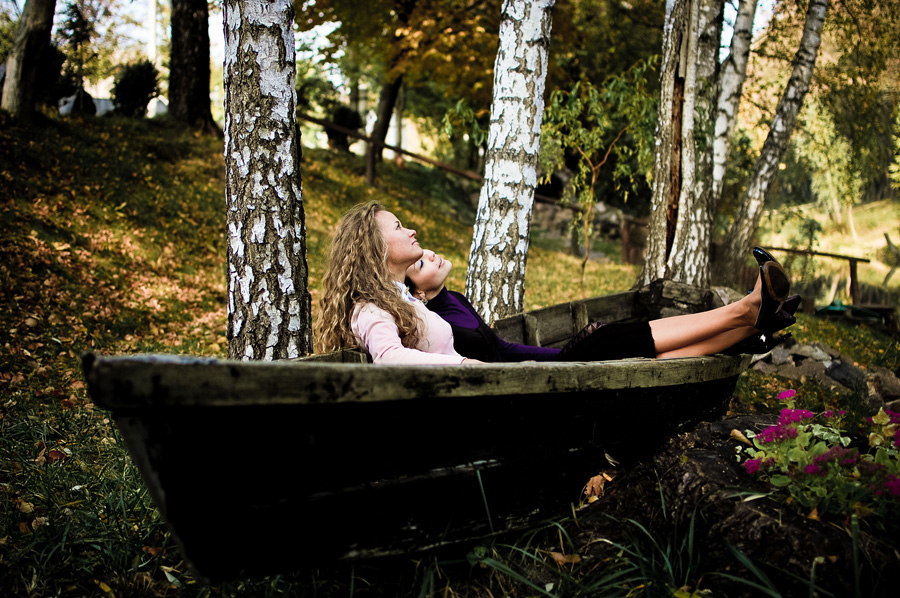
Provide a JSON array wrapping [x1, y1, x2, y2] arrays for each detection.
[[316, 201, 422, 353]]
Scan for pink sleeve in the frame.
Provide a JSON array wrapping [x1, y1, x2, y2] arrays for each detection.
[[352, 304, 467, 365]]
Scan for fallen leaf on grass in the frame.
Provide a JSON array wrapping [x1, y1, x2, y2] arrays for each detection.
[[32, 516, 49, 530], [584, 471, 616, 498], [47, 449, 69, 463], [549, 551, 582, 566], [94, 579, 113, 595]]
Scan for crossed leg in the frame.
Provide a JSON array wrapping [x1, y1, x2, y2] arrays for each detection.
[[650, 278, 762, 359]]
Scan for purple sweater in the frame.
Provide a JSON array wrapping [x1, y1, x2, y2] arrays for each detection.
[[425, 288, 561, 362]]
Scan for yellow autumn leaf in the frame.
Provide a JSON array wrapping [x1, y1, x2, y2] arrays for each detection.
[[730, 429, 753, 446]]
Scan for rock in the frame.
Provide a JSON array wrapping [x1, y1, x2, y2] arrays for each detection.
[[770, 345, 793, 366], [790, 343, 832, 362], [867, 367, 900, 404], [826, 360, 867, 391]]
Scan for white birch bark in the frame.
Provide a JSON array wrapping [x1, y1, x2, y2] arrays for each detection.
[[722, 0, 829, 273], [465, 0, 554, 324], [638, 0, 689, 286], [224, 0, 313, 361], [665, 0, 723, 288], [711, 0, 757, 205], [1, 0, 56, 124], [640, 0, 725, 289]]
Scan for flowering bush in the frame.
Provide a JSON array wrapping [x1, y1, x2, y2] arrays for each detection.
[[740, 389, 900, 537]]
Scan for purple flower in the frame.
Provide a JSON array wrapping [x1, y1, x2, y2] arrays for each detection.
[[756, 424, 799, 443], [744, 459, 762, 474], [804, 464, 821, 475], [885, 410, 900, 424], [777, 408, 815, 426], [823, 410, 833, 418], [778, 389, 797, 401]]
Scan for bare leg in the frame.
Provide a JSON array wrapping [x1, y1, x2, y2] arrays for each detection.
[[656, 325, 757, 358], [648, 278, 761, 357]]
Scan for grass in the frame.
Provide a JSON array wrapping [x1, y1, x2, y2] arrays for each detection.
[[1, 110, 899, 596]]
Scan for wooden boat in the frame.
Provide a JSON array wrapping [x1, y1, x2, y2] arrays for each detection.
[[82, 280, 753, 582]]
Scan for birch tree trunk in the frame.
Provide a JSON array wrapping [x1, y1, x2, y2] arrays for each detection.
[[224, 0, 313, 360], [1, 0, 56, 125], [711, 0, 757, 205], [465, 0, 554, 324], [638, 0, 722, 288], [721, 0, 828, 276]]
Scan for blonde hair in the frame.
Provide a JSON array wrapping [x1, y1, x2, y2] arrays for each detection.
[[316, 201, 422, 353]]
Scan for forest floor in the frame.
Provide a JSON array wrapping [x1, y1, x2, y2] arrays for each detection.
[[1, 112, 899, 597]]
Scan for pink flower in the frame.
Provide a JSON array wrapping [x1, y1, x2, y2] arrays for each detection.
[[778, 389, 797, 401], [823, 410, 833, 418], [778, 408, 815, 426], [804, 464, 821, 475], [744, 459, 762, 474], [756, 424, 799, 443]]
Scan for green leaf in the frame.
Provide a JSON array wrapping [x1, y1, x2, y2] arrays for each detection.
[[769, 475, 792, 487]]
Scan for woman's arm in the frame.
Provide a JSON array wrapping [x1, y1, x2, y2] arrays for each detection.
[[352, 303, 468, 365]]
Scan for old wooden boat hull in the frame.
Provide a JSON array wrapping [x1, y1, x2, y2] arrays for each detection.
[[82, 280, 753, 582]]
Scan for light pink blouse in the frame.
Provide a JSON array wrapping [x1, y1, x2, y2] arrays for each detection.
[[351, 300, 467, 365]]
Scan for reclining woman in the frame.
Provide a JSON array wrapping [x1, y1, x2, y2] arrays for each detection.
[[317, 201, 797, 364]]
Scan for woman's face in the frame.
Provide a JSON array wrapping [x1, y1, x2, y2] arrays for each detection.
[[376, 210, 422, 280], [407, 249, 452, 296]]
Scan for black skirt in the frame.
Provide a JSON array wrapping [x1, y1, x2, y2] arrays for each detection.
[[555, 321, 656, 361]]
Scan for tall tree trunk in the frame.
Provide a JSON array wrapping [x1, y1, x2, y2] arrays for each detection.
[[666, 0, 723, 287], [465, 0, 554, 324], [224, 0, 312, 360], [170, 0, 218, 133], [1, 0, 56, 125], [721, 0, 829, 277], [639, 0, 723, 288], [370, 74, 403, 162], [711, 0, 757, 206]]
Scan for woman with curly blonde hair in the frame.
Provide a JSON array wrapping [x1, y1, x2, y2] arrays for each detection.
[[317, 201, 478, 364]]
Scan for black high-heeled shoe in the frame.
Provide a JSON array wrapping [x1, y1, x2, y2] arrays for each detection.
[[782, 294, 802, 316], [752, 247, 791, 334]]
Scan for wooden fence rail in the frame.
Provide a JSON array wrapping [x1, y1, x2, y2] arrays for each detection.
[[768, 247, 871, 305]]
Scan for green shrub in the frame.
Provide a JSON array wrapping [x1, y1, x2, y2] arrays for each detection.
[[112, 59, 160, 118]]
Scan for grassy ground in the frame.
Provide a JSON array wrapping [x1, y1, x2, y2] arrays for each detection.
[[1, 112, 898, 597]]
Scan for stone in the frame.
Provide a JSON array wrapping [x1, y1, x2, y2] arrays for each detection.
[[867, 367, 900, 403], [825, 360, 867, 391], [770, 345, 793, 366], [790, 343, 832, 362]]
